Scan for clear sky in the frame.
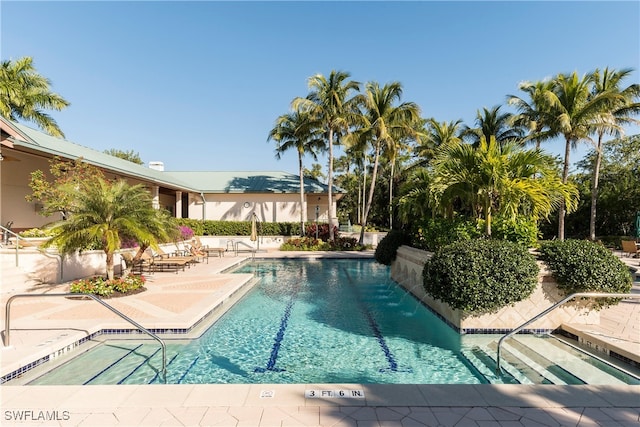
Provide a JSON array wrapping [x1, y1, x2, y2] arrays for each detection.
[[2, 1, 639, 175]]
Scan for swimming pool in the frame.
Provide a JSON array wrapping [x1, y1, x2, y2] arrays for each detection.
[[26, 259, 639, 385]]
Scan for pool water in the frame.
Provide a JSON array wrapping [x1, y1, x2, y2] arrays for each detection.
[[27, 259, 638, 385]]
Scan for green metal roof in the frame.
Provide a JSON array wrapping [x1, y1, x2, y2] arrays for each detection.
[[166, 171, 337, 194], [1, 118, 340, 195]]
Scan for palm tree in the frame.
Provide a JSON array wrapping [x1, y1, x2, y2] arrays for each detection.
[[413, 118, 463, 165], [461, 105, 524, 147], [0, 56, 69, 137], [431, 137, 578, 236], [293, 70, 360, 241], [509, 71, 620, 240], [268, 108, 325, 236], [345, 81, 421, 243], [45, 177, 173, 280], [587, 67, 640, 240], [508, 80, 557, 149]]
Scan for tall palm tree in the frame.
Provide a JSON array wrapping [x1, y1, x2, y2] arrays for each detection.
[[345, 81, 421, 243], [293, 70, 360, 241], [461, 105, 524, 147], [46, 177, 173, 280], [0, 56, 69, 137], [431, 137, 578, 236], [587, 67, 640, 240], [508, 80, 557, 149], [268, 108, 325, 235], [413, 118, 463, 165], [509, 72, 619, 240]]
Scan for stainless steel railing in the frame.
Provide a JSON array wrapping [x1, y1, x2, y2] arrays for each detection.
[[496, 292, 640, 374], [4, 293, 167, 381], [0, 224, 22, 266]]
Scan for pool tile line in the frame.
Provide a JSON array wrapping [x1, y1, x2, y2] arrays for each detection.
[[255, 285, 300, 374], [342, 265, 401, 373]]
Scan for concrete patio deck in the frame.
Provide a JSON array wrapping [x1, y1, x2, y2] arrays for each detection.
[[1, 250, 638, 426]]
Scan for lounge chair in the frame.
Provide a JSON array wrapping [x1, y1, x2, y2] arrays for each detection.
[[187, 244, 209, 263], [146, 252, 190, 273], [621, 239, 639, 258], [121, 252, 152, 275], [153, 247, 197, 266]]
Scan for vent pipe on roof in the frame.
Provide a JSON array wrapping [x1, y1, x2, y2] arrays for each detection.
[[149, 161, 164, 171]]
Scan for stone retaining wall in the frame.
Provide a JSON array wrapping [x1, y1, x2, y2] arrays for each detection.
[[390, 245, 599, 333]]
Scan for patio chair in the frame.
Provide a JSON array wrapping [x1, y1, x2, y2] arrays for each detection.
[[121, 252, 156, 274], [153, 247, 197, 265], [621, 239, 639, 258], [187, 244, 209, 263]]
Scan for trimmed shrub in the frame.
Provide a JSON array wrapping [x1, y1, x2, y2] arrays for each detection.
[[374, 229, 411, 265], [175, 219, 302, 237], [423, 239, 539, 314], [539, 240, 632, 296]]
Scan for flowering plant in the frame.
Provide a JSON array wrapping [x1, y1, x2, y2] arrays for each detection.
[[70, 275, 146, 297], [178, 225, 195, 241]]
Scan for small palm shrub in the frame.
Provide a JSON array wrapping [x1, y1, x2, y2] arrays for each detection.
[[423, 239, 539, 314], [489, 216, 540, 248], [411, 217, 481, 251], [539, 240, 632, 296], [70, 275, 146, 297], [374, 229, 411, 265]]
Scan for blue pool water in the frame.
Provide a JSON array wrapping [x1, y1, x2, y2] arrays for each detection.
[[27, 259, 640, 385], [31, 259, 494, 385]]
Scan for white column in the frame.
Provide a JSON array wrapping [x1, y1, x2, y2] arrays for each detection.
[[175, 191, 182, 218], [151, 185, 160, 209]]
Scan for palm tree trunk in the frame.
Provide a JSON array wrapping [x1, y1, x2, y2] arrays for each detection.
[[328, 129, 335, 241], [389, 160, 394, 229], [558, 138, 572, 241], [589, 134, 604, 241], [359, 143, 381, 245], [106, 251, 115, 280], [298, 154, 306, 237]]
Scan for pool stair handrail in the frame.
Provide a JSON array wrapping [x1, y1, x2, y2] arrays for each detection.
[[496, 292, 640, 375], [0, 224, 23, 267], [4, 293, 167, 382]]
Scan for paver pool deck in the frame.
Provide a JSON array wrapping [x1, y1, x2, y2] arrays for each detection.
[[1, 251, 638, 426]]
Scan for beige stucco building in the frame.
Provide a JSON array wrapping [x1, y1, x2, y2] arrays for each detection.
[[0, 117, 341, 233]]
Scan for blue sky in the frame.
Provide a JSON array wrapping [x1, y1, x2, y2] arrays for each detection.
[[2, 1, 639, 175]]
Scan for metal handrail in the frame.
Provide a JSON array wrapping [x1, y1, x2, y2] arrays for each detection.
[[0, 225, 22, 266], [496, 292, 640, 374], [4, 293, 167, 381]]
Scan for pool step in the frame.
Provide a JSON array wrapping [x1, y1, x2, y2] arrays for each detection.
[[29, 342, 166, 385], [462, 335, 638, 385], [510, 335, 633, 385]]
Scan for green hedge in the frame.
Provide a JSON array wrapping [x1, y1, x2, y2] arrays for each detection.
[[374, 229, 412, 265], [175, 219, 302, 236], [423, 239, 539, 314], [539, 240, 632, 296]]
